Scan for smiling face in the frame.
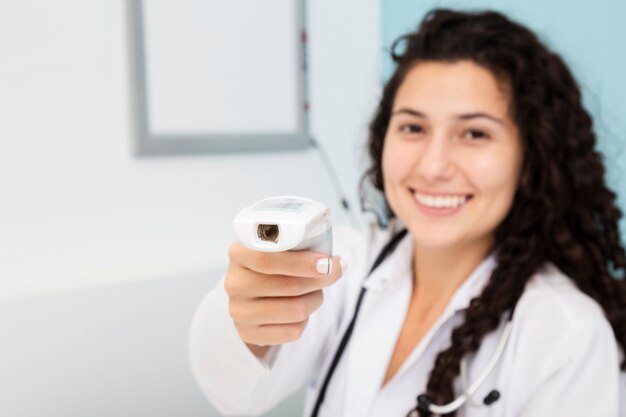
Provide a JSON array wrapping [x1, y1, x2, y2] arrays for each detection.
[[382, 60, 523, 251]]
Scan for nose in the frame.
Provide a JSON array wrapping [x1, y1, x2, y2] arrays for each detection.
[[415, 134, 455, 182]]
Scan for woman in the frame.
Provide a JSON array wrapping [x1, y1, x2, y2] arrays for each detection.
[[189, 9, 626, 416]]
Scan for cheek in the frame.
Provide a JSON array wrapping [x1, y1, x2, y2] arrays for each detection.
[[468, 149, 521, 208], [382, 138, 411, 184], [381, 139, 407, 215]]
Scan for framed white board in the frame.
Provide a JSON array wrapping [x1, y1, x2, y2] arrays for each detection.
[[129, 0, 310, 155]]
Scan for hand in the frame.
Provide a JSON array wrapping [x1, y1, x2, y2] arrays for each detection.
[[225, 241, 344, 358]]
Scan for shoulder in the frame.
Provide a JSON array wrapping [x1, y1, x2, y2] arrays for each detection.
[[502, 263, 624, 413], [511, 262, 619, 374], [516, 262, 608, 329], [325, 218, 406, 312], [329, 220, 389, 291], [332, 218, 404, 270]]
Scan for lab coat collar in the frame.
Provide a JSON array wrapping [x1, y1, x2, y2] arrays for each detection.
[[362, 220, 499, 315]]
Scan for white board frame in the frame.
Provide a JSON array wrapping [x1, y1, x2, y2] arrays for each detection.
[[129, 0, 311, 155]]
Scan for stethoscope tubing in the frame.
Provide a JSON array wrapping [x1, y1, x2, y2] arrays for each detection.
[[309, 228, 515, 417], [309, 229, 408, 417]]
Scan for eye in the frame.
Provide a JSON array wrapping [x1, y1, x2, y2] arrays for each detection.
[[463, 129, 489, 140], [399, 124, 424, 134]]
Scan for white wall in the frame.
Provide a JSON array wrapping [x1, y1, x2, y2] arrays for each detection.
[[0, 269, 309, 417], [0, 0, 381, 298], [0, 1, 381, 416]]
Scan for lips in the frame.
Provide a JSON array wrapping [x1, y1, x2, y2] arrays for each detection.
[[410, 188, 472, 206]]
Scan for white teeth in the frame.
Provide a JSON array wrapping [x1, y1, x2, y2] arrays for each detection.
[[413, 192, 469, 208]]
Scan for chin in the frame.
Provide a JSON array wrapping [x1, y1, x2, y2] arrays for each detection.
[[406, 225, 461, 248]]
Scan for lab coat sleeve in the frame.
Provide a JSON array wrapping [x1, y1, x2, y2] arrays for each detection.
[[189, 276, 273, 416], [519, 318, 623, 416], [188, 224, 366, 416]]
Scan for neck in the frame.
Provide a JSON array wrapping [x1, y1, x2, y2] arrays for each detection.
[[411, 237, 494, 312]]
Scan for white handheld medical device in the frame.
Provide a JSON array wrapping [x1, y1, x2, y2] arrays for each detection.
[[233, 196, 333, 255]]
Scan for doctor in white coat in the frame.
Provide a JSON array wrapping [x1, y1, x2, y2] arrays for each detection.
[[189, 9, 626, 417]]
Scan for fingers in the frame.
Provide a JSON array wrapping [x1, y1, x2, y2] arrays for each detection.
[[237, 318, 310, 346], [225, 240, 345, 347], [229, 241, 342, 279], [229, 290, 324, 325], [227, 265, 343, 298]]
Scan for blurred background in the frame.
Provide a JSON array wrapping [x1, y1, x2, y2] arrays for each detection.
[[0, 1, 623, 416]]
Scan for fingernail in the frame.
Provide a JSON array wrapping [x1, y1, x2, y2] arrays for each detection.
[[316, 257, 332, 275]]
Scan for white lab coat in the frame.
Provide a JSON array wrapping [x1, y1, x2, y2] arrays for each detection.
[[189, 220, 625, 417]]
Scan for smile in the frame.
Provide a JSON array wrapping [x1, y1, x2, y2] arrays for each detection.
[[410, 188, 473, 214]]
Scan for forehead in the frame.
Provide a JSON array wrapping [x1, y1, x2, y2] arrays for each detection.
[[393, 60, 512, 116]]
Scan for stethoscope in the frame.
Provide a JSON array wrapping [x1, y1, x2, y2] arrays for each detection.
[[310, 229, 515, 417]]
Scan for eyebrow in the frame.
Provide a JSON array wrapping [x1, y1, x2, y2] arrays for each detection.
[[392, 108, 504, 125]]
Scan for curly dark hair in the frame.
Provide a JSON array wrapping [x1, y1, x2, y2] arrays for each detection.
[[359, 8, 626, 416]]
